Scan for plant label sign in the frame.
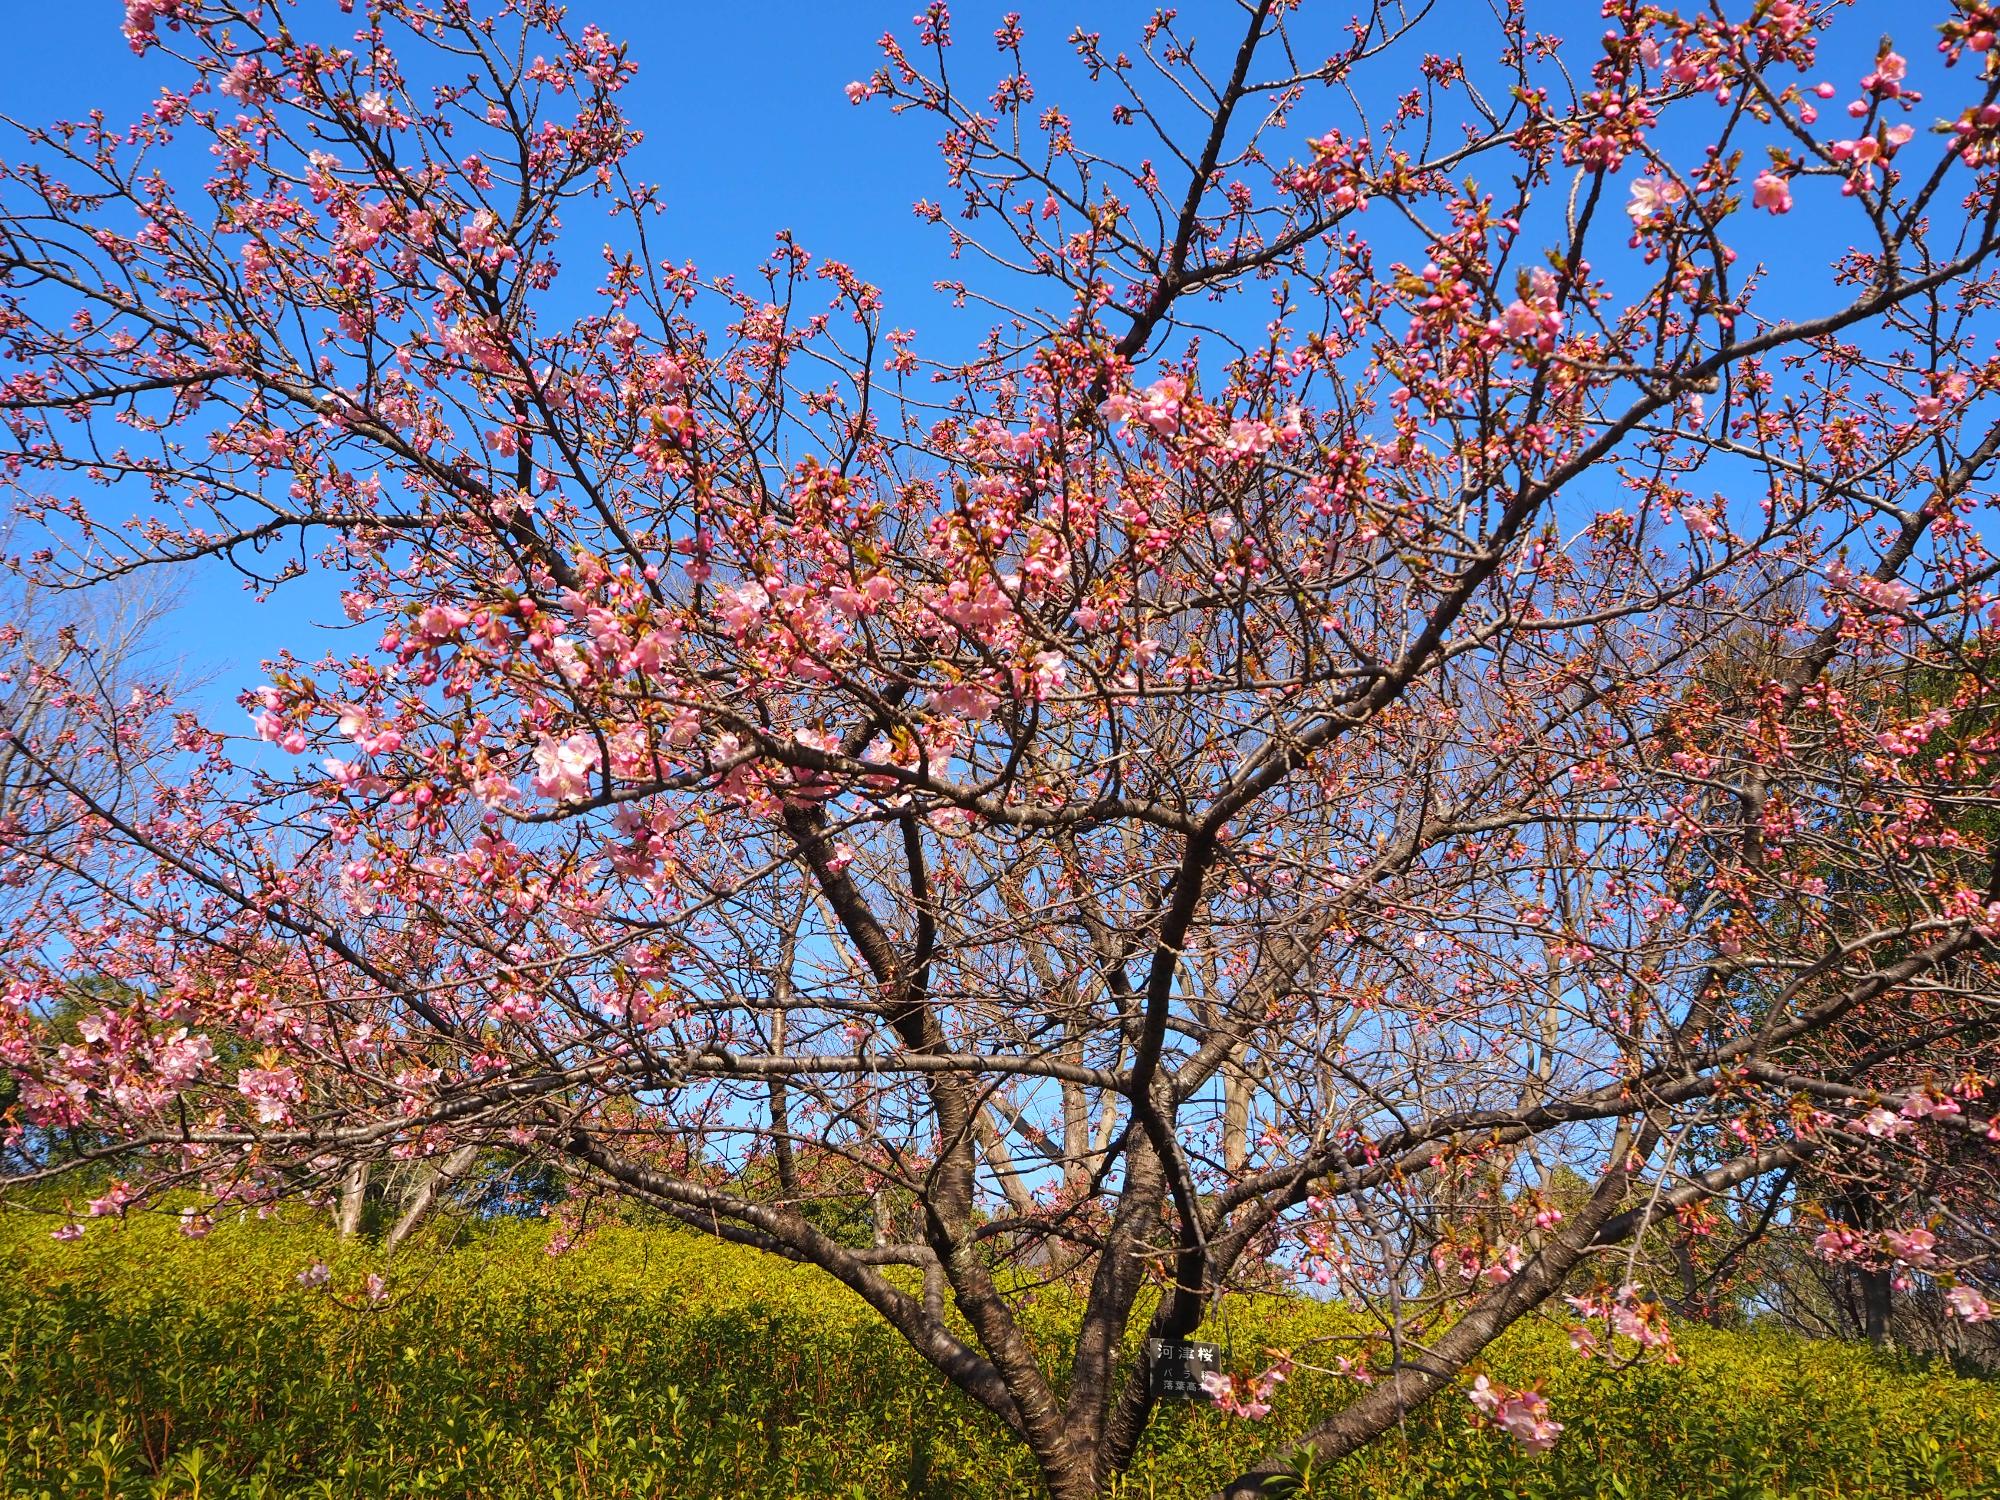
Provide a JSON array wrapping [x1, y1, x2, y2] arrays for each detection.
[[1146, 1339, 1220, 1401]]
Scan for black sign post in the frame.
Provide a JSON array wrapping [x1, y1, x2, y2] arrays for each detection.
[[1145, 1338, 1222, 1401]]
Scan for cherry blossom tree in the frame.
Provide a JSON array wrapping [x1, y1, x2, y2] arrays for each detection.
[[4, 1, 2000, 1494]]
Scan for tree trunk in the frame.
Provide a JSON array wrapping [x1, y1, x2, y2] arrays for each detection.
[[1834, 1187, 1895, 1348], [1060, 1043, 1091, 1200], [1860, 1264, 1896, 1349], [1222, 1053, 1253, 1174], [976, 1107, 1041, 1218], [335, 1161, 368, 1239], [384, 1144, 477, 1252], [768, 1006, 798, 1199]]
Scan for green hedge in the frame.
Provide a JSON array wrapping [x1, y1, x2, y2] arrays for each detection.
[[0, 1211, 1994, 1498]]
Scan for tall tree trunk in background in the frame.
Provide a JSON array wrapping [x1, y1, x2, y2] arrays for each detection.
[[384, 1145, 477, 1252], [1222, 1054, 1253, 1175], [1860, 1265, 1896, 1350], [768, 925, 800, 1200], [1060, 1066, 1090, 1199], [336, 1162, 368, 1239], [1835, 1187, 1896, 1348], [768, 1005, 799, 1200], [976, 1108, 1041, 1217]]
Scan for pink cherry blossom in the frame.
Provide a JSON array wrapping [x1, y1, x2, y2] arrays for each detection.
[[1946, 1285, 1993, 1323], [1626, 175, 1685, 225], [1883, 1227, 1938, 1266], [1099, 388, 1138, 425], [1857, 1106, 1908, 1138], [1815, 1224, 1867, 1261], [237, 1065, 303, 1124], [1482, 1242, 1527, 1285], [121, 0, 182, 52], [151, 1029, 214, 1085], [1201, 1365, 1286, 1420], [532, 733, 601, 802], [1468, 1375, 1563, 1452], [1901, 1090, 1962, 1121], [86, 1183, 133, 1218], [1752, 170, 1793, 213], [1136, 374, 1187, 435]]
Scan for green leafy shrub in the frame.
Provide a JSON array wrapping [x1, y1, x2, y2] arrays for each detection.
[[0, 1212, 1993, 1498]]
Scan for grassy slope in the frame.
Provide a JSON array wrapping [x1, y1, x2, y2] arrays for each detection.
[[0, 1211, 1994, 1498]]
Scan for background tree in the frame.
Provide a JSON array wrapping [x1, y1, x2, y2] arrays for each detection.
[[0, 565, 180, 1177], [1664, 622, 2000, 1350], [3, 3, 2000, 1497]]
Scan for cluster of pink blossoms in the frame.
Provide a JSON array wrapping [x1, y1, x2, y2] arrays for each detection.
[[1626, 175, 1685, 228], [1467, 1374, 1563, 1452], [1882, 1227, 1938, 1267], [1829, 123, 1916, 191], [1200, 1363, 1288, 1420], [88, 1181, 135, 1219], [1290, 128, 1371, 211], [1812, 1229, 1993, 1323], [1486, 267, 1564, 354], [531, 733, 602, 803], [236, 1065, 303, 1125], [1564, 1283, 1678, 1362], [1827, 50, 1922, 192], [1296, 1195, 1356, 1287], [120, 0, 180, 52], [1946, 1286, 1994, 1323], [1813, 1222, 1940, 1273], [1849, 1085, 1974, 1141], [1434, 1236, 1528, 1287]]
